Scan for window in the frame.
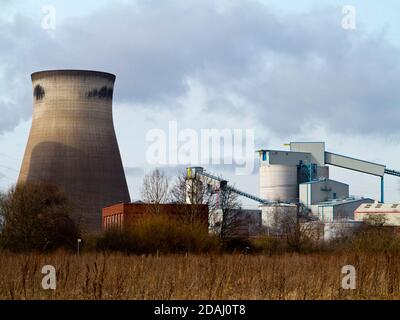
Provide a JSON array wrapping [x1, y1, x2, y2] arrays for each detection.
[[333, 192, 337, 199], [262, 151, 267, 161]]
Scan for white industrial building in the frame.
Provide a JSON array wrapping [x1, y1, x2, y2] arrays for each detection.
[[257, 142, 393, 223], [209, 208, 262, 236], [299, 179, 349, 207], [260, 203, 298, 235], [354, 203, 400, 226], [311, 198, 374, 222], [187, 141, 400, 239]]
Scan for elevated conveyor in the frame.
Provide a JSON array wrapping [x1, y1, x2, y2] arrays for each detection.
[[186, 167, 273, 205]]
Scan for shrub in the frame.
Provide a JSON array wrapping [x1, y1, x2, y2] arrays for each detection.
[[0, 182, 80, 252], [96, 213, 218, 254], [251, 236, 283, 255], [343, 224, 400, 254], [221, 237, 254, 253]]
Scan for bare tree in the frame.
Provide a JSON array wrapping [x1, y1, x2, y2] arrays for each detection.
[[170, 171, 209, 205], [170, 171, 218, 225], [218, 186, 242, 238], [278, 205, 315, 251], [170, 170, 242, 237], [141, 169, 170, 214]]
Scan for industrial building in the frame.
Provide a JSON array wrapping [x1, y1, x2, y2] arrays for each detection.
[[16, 69, 399, 236], [18, 70, 130, 233], [259, 203, 297, 235], [103, 202, 209, 232], [209, 208, 262, 237], [186, 141, 400, 238], [299, 179, 349, 207], [323, 221, 364, 242], [355, 203, 400, 226], [311, 198, 374, 222], [257, 142, 399, 221]]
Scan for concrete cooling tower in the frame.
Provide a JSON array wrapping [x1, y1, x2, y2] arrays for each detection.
[[18, 70, 131, 233]]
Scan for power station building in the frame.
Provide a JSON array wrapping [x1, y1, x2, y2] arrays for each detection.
[[186, 141, 400, 238], [355, 203, 400, 226], [18, 70, 130, 233], [257, 142, 399, 221], [17, 69, 400, 236]]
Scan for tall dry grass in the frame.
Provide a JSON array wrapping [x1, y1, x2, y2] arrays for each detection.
[[1, 251, 400, 300]]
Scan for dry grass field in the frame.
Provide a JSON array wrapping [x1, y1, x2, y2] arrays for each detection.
[[1, 251, 400, 300]]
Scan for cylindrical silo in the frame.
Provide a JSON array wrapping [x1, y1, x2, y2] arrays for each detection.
[[18, 70, 131, 233], [259, 165, 298, 202]]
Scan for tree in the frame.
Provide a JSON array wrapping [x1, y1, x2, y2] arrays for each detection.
[[141, 169, 170, 214], [141, 169, 170, 204], [218, 186, 242, 238], [277, 205, 314, 252], [364, 214, 387, 227], [170, 170, 242, 238], [170, 171, 217, 224], [0, 182, 80, 252]]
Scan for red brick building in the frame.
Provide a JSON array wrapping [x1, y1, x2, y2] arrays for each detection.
[[102, 202, 209, 232]]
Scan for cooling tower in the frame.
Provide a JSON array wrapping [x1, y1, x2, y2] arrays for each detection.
[[18, 70, 131, 233]]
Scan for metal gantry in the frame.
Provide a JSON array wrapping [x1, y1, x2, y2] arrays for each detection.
[[385, 168, 400, 177], [381, 168, 400, 203], [186, 167, 272, 205], [186, 162, 400, 206]]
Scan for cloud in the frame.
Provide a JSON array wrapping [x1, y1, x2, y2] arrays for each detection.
[[0, 0, 400, 137]]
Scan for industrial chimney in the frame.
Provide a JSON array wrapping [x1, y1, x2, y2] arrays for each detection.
[[18, 70, 131, 233]]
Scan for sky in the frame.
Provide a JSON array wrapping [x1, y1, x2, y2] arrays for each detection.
[[0, 0, 400, 207]]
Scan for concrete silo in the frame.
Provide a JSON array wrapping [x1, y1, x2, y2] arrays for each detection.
[[18, 70, 131, 233], [259, 164, 298, 202], [258, 150, 311, 203]]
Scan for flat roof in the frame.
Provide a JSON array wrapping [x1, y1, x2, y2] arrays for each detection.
[[355, 203, 400, 211], [256, 149, 311, 155], [300, 178, 349, 186], [317, 198, 374, 207]]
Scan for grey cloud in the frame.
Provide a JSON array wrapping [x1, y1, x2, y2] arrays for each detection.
[[0, 14, 65, 134], [1, 0, 400, 136]]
